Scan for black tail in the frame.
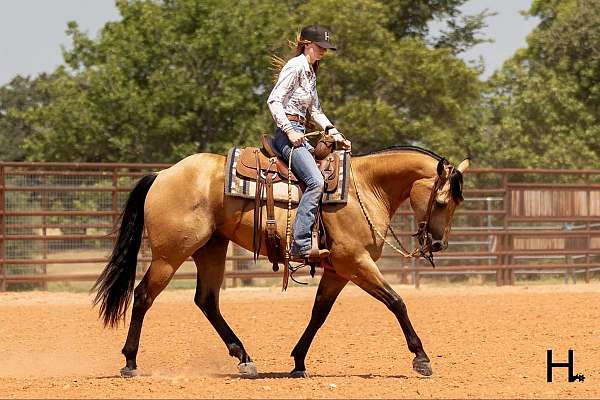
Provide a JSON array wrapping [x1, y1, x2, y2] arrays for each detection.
[[92, 173, 158, 328]]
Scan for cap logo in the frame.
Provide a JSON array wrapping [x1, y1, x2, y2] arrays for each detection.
[[324, 32, 330, 41]]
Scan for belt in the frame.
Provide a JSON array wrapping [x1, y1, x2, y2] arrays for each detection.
[[286, 114, 306, 125]]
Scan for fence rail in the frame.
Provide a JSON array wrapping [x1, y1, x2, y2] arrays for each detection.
[[0, 161, 598, 290]]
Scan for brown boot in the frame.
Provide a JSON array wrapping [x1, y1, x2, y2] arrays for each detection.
[[307, 248, 330, 263], [288, 248, 330, 264]]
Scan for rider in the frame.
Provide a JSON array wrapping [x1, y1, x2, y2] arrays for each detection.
[[267, 24, 351, 261]]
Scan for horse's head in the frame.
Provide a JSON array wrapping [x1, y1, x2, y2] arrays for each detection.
[[409, 158, 470, 253]]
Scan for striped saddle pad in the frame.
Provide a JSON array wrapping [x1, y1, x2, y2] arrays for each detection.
[[224, 147, 350, 205]]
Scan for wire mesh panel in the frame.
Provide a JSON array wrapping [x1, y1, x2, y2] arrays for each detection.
[[0, 163, 166, 290]]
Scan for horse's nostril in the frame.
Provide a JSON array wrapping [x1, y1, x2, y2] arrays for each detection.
[[431, 241, 443, 252]]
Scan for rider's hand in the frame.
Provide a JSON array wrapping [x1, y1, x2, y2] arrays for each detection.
[[286, 130, 305, 147], [339, 139, 352, 151], [329, 128, 352, 151]]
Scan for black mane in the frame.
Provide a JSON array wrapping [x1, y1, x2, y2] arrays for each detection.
[[356, 145, 444, 161], [356, 145, 464, 203], [449, 168, 464, 203]]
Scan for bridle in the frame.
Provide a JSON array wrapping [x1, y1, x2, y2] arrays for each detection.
[[410, 162, 455, 267], [351, 157, 455, 268]]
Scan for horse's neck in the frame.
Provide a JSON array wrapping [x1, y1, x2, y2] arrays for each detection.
[[354, 151, 438, 217]]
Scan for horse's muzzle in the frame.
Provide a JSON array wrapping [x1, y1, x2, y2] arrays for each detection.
[[430, 240, 447, 252]]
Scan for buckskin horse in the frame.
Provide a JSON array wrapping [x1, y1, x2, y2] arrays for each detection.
[[93, 145, 469, 378]]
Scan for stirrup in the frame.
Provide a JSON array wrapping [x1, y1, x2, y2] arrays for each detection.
[[288, 248, 330, 264], [307, 248, 330, 263]]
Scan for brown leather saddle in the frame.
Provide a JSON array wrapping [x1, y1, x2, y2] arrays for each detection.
[[236, 136, 340, 192], [235, 135, 339, 286]]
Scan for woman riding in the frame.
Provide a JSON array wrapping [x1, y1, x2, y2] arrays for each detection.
[[267, 24, 351, 261]]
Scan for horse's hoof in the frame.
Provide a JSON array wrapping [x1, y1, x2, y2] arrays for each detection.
[[290, 370, 309, 378], [238, 361, 258, 378], [412, 357, 432, 377], [120, 367, 139, 378]]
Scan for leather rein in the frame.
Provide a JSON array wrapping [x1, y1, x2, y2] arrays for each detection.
[[350, 158, 453, 268]]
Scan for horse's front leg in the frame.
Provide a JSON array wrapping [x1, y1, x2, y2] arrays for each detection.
[[290, 268, 348, 377], [351, 258, 432, 376]]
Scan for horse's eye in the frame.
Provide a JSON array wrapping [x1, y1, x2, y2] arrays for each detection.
[[435, 199, 446, 209]]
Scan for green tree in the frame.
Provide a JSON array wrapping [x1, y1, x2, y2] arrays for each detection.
[[23, 0, 487, 163], [295, 0, 484, 159], [25, 0, 292, 162], [483, 0, 600, 168], [0, 75, 51, 161]]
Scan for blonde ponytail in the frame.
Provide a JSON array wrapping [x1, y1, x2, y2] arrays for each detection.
[[270, 32, 319, 81]]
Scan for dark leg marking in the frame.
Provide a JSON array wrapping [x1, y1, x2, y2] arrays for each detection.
[[290, 269, 348, 377], [359, 279, 432, 376], [194, 289, 252, 364], [121, 277, 152, 377], [193, 236, 256, 377]]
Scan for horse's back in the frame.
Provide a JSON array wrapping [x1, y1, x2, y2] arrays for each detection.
[[144, 153, 227, 257], [148, 152, 225, 205]]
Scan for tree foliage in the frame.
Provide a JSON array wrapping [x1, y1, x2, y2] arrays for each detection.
[[482, 0, 600, 168], [23, 0, 294, 162], [2, 0, 596, 170], [0, 75, 51, 161], [10, 0, 487, 163], [295, 0, 484, 159]]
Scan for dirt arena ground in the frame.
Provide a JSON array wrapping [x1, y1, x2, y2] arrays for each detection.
[[1, 282, 599, 399]]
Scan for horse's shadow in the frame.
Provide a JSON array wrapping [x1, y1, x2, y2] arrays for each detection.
[[94, 372, 422, 380], [217, 372, 414, 380]]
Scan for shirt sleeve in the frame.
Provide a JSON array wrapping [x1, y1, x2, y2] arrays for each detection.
[[309, 90, 333, 130], [267, 64, 300, 134]]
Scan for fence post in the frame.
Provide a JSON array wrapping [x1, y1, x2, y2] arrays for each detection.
[[585, 177, 591, 283], [495, 232, 503, 287], [502, 172, 510, 285], [112, 168, 118, 243], [585, 221, 591, 284], [495, 232, 502, 286], [41, 173, 48, 291], [564, 255, 575, 284], [415, 269, 420, 289], [0, 164, 5, 292]]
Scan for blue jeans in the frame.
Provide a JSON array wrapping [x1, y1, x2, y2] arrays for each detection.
[[271, 122, 324, 255]]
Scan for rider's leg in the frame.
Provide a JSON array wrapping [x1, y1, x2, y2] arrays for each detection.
[[271, 123, 325, 257], [288, 146, 324, 255]]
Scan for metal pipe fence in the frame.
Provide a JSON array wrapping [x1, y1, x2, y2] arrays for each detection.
[[0, 161, 598, 290]]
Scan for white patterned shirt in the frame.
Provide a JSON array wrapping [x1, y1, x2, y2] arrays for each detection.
[[267, 54, 332, 134]]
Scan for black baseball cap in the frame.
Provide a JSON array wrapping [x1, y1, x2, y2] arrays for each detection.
[[300, 25, 337, 51]]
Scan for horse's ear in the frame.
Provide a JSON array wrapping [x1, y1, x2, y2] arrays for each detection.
[[436, 159, 445, 177], [456, 158, 470, 174]]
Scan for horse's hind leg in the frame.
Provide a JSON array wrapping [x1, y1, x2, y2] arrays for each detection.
[[121, 258, 179, 377], [192, 235, 257, 377], [351, 258, 432, 376], [290, 268, 348, 377]]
